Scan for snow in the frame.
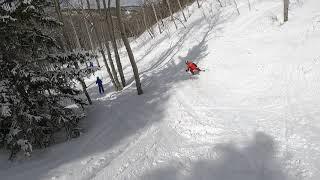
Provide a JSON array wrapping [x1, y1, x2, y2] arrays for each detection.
[[1, 0, 320, 180], [0, 15, 17, 22], [1, 1, 19, 13], [1, 103, 11, 117], [17, 139, 32, 157]]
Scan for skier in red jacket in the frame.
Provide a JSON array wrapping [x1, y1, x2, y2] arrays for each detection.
[[185, 61, 202, 75]]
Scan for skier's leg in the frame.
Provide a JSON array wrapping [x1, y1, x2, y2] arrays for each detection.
[[101, 85, 105, 93], [99, 86, 102, 94]]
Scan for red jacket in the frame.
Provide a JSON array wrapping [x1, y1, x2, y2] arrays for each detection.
[[186, 62, 200, 72]]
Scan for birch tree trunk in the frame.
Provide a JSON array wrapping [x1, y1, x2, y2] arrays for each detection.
[[142, 5, 154, 38], [158, 3, 165, 26], [100, 0, 123, 90], [53, 0, 92, 104], [104, 41, 122, 90], [74, 62, 92, 105], [284, 0, 289, 22], [233, 0, 240, 15], [68, 13, 81, 49], [247, 0, 251, 11], [116, 0, 143, 95], [146, 7, 156, 37], [85, 0, 118, 90], [80, 0, 100, 67], [151, 3, 162, 34], [135, 18, 142, 34], [196, 0, 200, 8], [100, 22, 122, 91], [176, 0, 187, 22], [166, 0, 178, 29], [106, 0, 126, 87]]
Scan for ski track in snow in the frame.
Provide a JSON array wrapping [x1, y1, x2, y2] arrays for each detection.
[[1, 0, 320, 180]]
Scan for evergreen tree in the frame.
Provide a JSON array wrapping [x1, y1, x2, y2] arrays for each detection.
[[0, 0, 93, 159]]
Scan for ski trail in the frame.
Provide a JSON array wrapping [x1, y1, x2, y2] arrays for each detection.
[[2, 1, 320, 180]]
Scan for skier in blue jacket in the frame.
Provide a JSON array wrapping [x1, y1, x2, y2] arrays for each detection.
[[96, 77, 104, 94]]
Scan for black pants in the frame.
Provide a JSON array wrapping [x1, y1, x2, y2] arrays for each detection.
[[98, 85, 104, 94]]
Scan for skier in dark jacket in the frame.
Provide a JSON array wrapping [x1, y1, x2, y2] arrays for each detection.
[[96, 77, 104, 94], [185, 61, 202, 75], [89, 62, 95, 75]]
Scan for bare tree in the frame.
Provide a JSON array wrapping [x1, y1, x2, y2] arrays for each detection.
[[79, 0, 100, 67], [247, 0, 251, 11], [233, 0, 240, 15], [150, 1, 162, 34], [68, 12, 82, 49], [105, 0, 126, 87], [166, 0, 178, 29], [53, 0, 92, 104], [85, 0, 119, 91], [92, 0, 122, 90], [116, 0, 143, 95], [145, 6, 156, 37], [135, 18, 143, 34], [217, 0, 223, 7], [176, 0, 187, 22], [142, 4, 155, 38], [284, 0, 289, 22], [157, 3, 165, 26], [196, 0, 200, 8]]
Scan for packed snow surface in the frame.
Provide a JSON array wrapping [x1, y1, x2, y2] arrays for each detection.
[[1, 0, 320, 179]]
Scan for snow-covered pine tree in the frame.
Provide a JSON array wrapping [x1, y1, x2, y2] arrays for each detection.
[[0, 0, 94, 159]]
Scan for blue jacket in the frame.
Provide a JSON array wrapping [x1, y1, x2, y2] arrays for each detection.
[[96, 79, 103, 86]]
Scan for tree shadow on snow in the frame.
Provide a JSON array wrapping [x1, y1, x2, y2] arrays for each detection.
[[0, 8, 226, 180], [140, 132, 301, 180]]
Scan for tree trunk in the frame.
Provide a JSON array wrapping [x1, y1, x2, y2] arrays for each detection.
[[151, 3, 162, 34], [53, 0, 92, 105], [176, 0, 187, 22], [247, 0, 251, 11], [96, 0, 122, 90], [84, 19, 94, 50], [233, 0, 240, 15], [116, 0, 143, 95], [196, 0, 200, 8], [68, 12, 93, 104], [284, 0, 289, 22], [95, 0, 101, 12], [158, 3, 165, 26], [106, 0, 126, 87], [166, 0, 178, 29], [101, 23, 122, 91], [142, 6, 154, 38], [68, 13, 81, 49], [145, 7, 155, 37], [80, 0, 100, 67], [74, 62, 92, 105], [105, 41, 122, 90], [86, 0, 118, 90], [135, 18, 142, 34], [84, 20, 101, 67]]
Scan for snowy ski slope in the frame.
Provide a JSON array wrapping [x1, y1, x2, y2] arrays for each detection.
[[1, 0, 320, 179]]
